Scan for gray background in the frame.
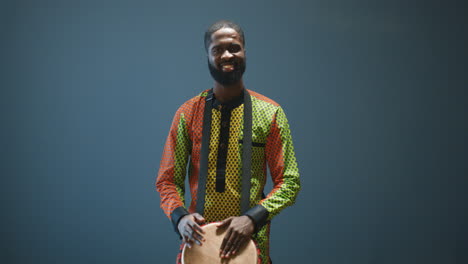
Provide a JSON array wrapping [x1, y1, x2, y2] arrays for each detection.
[[1, 0, 467, 263]]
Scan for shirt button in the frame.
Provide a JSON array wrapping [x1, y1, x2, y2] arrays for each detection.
[[222, 121, 229, 128], [219, 143, 226, 149]]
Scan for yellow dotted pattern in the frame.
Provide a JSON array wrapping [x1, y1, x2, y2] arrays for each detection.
[[203, 105, 244, 222], [201, 98, 279, 264], [250, 97, 275, 264]]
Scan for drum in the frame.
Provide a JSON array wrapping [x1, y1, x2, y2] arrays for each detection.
[[178, 222, 260, 264]]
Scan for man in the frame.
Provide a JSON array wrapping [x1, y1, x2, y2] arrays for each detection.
[[156, 20, 300, 264]]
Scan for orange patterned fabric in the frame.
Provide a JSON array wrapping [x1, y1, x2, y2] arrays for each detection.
[[156, 89, 300, 263]]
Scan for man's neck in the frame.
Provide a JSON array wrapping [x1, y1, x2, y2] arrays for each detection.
[[213, 80, 245, 104]]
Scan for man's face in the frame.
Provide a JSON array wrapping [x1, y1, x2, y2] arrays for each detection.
[[207, 27, 246, 85]]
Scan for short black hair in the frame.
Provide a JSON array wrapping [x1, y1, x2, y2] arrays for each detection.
[[204, 20, 245, 53]]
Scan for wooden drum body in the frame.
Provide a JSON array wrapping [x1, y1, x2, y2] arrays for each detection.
[[180, 223, 259, 264]]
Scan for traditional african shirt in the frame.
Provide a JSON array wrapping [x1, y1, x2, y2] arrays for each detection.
[[156, 88, 301, 264]]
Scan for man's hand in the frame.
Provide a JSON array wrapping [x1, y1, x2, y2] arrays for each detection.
[[178, 213, 206, 248], [216, 216, 254, 259]]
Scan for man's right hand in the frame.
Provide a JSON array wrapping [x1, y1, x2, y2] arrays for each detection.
[[178, 213, 206, 248]]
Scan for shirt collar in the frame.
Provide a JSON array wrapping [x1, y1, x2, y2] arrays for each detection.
[[211, 89, 245, 110]]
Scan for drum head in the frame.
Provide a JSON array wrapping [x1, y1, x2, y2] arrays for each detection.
[[181, 222, 258, 264]]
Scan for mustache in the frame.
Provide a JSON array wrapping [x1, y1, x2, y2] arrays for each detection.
[[219, 60, 239, 67]]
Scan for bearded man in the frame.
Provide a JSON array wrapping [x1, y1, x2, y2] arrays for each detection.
[[156, 20, 301, 264]]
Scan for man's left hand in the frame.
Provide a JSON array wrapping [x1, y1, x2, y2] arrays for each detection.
[[216, 215, 254, 259]]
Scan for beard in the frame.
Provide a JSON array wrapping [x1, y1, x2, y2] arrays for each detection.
[[208, 58, 246, 86]]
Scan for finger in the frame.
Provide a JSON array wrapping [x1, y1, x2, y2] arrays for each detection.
[[182, 234, 193, 249], [186, 223, 204, 246], [189, 221, 206, 235], [225, 233, 241, 258], [188, 223, 205, 244], [184, 226, 200, 246], [216, 217, 233, 228], [193, 213, 206, 224], [191, 230, 205, 245], [222, 230, 240, 258], [220, 228, 233, 256], [230, 236, 245, 256]]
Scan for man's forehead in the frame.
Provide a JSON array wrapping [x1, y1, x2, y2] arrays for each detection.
[[211, 27, 242, 43]]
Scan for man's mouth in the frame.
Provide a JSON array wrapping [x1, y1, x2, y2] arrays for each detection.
[[221, 63, 235, 72]]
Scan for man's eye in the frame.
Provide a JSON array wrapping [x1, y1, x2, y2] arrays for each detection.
[[229, 46, 241, 53]]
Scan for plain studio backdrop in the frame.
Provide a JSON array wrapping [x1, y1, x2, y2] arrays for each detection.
[[1, 0, 466, 263]]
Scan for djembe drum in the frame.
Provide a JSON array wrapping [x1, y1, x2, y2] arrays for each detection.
[[179, 222, 260, 264]]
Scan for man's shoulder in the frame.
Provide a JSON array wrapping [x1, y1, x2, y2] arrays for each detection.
[[176, 89, 210, 112], [248, 89, 281, 108]]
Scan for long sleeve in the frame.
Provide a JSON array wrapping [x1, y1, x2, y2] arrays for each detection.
[[245, 106, 301, 230], [156, 106, 192, 232], [262, 106, 301, 218]]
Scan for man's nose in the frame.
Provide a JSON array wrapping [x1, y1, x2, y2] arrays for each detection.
[[221, 50, 233, 60]]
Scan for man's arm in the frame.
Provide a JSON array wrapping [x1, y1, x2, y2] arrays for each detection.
[[219, 105, 301, 259], [156, 102, 207, 247], [155, 106, 191, 234], [244, 105, 301, 231]]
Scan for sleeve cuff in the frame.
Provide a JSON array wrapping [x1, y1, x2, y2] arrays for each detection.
[[171, 206, 190, 237], [243, 204, 269, 233]]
